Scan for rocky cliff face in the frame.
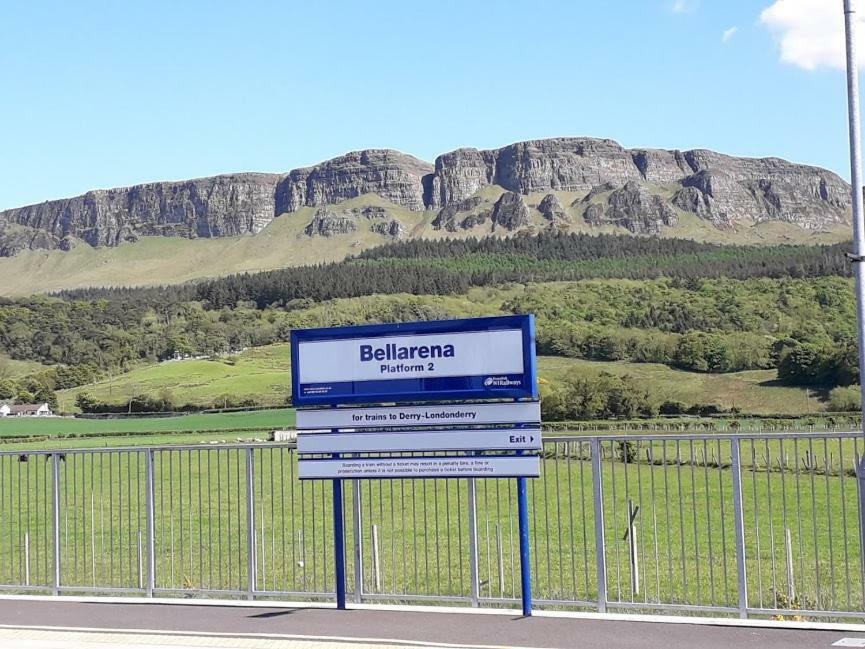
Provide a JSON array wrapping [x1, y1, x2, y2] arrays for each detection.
[[0, 173, 281, 251], [428, 138, 849, 230], [0, 137, 852, 256], [275, 150, 433, 213]]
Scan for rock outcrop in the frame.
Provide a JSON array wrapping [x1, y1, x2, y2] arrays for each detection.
[[431, 197, 484, 232], [538, 193, 570, 223], [672, 185, 724, 225], [275, 150, 433, 213], [491, 192, 530, 231], [604, 182, 678, 234], [304, 209, 357, 237], [370, 218, 405, 238], [581, 182, 678, 233], [0, 137, 852, 256]]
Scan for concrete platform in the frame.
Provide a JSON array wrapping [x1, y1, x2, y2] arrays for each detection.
[[0, 597, 863, 648]]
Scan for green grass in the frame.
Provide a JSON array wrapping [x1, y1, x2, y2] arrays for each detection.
[[0, 408, 295, 439], [1, 431, 273, 451], [0, 353, 47, 379], [57, 344, 294, 412], [537, 357, 821, 416]]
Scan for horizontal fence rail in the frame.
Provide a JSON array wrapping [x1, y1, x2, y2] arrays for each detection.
[[0, 433, 863, 620]]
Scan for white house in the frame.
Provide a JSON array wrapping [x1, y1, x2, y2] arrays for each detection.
[[0, 403, 52, 417]]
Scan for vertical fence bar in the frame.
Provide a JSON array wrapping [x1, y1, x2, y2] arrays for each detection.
[[730, 438, 748, 619], [590, 438, 607, 613], [245, 448, 256, 600], [372, 524, 381, 592], [626, 500, 639, 597], [467, 478, 480, 607], [52, 453, 61, 596], [145, 449, 156, 597], [24, 532, 30, 587]]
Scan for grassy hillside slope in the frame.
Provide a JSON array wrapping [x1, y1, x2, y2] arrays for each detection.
[[0, 192, 850, 295], [0, 353, 46, 379], [56, 343, 821, 416]]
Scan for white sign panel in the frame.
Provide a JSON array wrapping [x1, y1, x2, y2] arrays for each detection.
[[298, 428, 541, 454], [296, 402, 541, 430], [298, 455, 540, 479], [297, 329, 524, 384]]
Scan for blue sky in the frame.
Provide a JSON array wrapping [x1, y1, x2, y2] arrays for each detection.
[[0, 0, 858, 210]]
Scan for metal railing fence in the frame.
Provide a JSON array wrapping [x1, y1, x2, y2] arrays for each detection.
[[0, 432, 863, 620]]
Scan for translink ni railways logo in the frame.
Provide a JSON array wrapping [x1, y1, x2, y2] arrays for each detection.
[[360, 342, 455, 374], [484, 376, 523, 387]]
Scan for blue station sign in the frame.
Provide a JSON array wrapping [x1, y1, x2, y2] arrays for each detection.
[[290, 315, 537, 406]]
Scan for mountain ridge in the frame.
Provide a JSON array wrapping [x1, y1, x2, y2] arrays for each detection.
[[0, 136, 852, 257]]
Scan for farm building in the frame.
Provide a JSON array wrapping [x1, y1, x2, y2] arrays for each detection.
[[0, 403, 53, 417]]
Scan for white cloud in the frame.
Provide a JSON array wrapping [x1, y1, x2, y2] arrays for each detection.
[[722, 26, 739, 43], [760, 0, 865, 70], [671, 0, 697, 14]]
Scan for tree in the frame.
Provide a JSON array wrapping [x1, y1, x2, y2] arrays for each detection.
[[75, 392, 98, 413], [0, 379, 15, 400]]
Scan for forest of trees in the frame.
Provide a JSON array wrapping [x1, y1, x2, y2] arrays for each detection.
[[0, 233, 858, 410]]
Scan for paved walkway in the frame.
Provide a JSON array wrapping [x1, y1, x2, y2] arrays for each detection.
[[0, 598, 863, 648]]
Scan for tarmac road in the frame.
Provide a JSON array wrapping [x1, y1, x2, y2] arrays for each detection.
[[0, 598, 862, 649]]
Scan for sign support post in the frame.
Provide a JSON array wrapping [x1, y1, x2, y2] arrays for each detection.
[[332, 451, 346, 610], [517, 472, 532, 617]]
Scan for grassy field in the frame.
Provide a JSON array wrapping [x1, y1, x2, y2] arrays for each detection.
[[55, 343, 822, 417], [56, 344, 295, 412], [0, 353, 46, 379], [0, 439, 859, 617], [538, 357, 821, 416], [0, 408, 295, 439]]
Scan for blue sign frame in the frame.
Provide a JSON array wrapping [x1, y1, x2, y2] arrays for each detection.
[[290, 314, 537, 407]]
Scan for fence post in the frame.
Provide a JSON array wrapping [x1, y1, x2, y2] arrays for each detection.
[[731, 438, 749, 619], [353, 479, 363, 603], [857, 455, 865, 611], [467, 478, 480, 607], [145, 449, 156, 597], [590, 438, 607, 613], [245, 448, 256, 600], [52, 453, 61, 596]]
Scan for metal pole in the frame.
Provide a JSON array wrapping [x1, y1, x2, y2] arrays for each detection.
[[467, 478, 481, 607], [245, 448, 256, 600], [516, 476, 532, 617], [333, 451, 346, 610], [24, 532, 30, 587], [371, 524, 381, 592], [52, 454, 61, 596], [731, 438, 748, 619], [352, 479, 363, 603], [626, 500, 639, 597], [590, 438, 607, 613], [843, 0, 865, 593], [145, 450, 156, 597]]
